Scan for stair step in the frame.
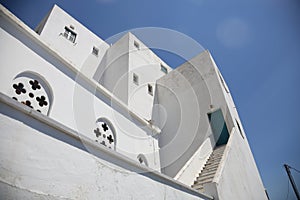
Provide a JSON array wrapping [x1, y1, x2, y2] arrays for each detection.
[[199, 179, 214, 185], [197, 173, 215, 181], [215, 145, 226, 150], [210, 153, 224, 158], [206, 159, 222, 165], [201, 166, 219, 173], [212, 149, 226, 155], [208, 155, 223, 161], [191, 145, 227, 190], [197, 171, 216, 179], [212, 148, 225, 153], [212, 148, 225, 154], [192, 183, 204, 190], [205, 162, 220, 168], [194, 176, 214, 185], [214, 146, 225, 151], [193, 179, 213, 190], [211, 152, 224, 157], [192, 184, 204, 191]]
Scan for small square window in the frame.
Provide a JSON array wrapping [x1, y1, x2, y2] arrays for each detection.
[[92, 46, 99, 56], [133, 73, 139, 85], [148, 84, 153, 96], [160, 64, 168, 74], [63, 26, 77, 43], [134, 41, 140, 49]]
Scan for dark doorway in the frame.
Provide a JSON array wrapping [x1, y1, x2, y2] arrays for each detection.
[[208, 109, 229, 146]]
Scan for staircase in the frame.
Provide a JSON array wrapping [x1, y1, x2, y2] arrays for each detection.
[[191, 145, 226, 192]]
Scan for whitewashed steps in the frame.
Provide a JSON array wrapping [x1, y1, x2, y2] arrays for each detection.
[[191, 145, 226, 192]]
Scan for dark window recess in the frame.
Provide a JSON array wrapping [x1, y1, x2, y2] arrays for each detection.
[[134, 41, 140, 49], [139, 157, 144, 164], [148, 84, 153, 96], [137, 154, 148, 166], [160, 64, 168, 74], [92, 46, 99, 56], [63, 26, 77, 43], [133, 73, 139, 85]]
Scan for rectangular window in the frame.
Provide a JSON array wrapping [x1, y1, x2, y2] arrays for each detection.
[[148, 84, 153, 96], [133, 73, 139, 85], [134, 41, 140, 49], [63, 26, 77, 43], [92, 46, 99, 56], [160, 64, 168, 74]]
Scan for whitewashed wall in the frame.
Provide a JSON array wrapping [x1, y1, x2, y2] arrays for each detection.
[[127, 33, 172, 120], [0, 98, 211, 200], [204, 129, 268, 200], [95, 32, 172, 120], [36, 4, 109, 76], [0, 5, 160, 170], [154, 51, 229, 178]]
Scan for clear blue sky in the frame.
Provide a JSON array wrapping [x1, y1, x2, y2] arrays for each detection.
[[1, 0, 299, 199]]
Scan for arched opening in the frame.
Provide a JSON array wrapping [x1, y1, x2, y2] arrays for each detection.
[[137, 154, 148, 167], [93, 117, 116, 150], [9, 71, 53, 115]]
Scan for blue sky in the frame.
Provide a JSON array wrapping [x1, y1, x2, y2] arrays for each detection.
[[1, 0, 300, 199]]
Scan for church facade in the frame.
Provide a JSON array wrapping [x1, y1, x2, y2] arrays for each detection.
[[0, 4, 268, 199]]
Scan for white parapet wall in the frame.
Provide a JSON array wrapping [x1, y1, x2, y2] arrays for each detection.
[[0, 94, 212, 200], [0, 4, 161, 170], [174, 137, 214, 186]]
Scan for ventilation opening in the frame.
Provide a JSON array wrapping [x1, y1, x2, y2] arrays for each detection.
[[134, 41, 140, 49], [133, 73, 139, 85], [94, 118, 116, 150], [10, 71, 53, 115], [92, 46, 99, 56], [137, 154, 148, 166], [148, 84, 153, 96], [160, 64, 168, 74]]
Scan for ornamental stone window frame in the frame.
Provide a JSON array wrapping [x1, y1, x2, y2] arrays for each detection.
[[9, 71, 53, 116], [94, 117, 116, 150]]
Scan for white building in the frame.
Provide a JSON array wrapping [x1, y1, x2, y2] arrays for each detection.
[[0, 4, 268, 200]]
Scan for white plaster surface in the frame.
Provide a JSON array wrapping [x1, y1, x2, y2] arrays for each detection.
[[0, 4, 268, 200], [154, 51, 228, 177], [175, 137, 213, 186], [204, 129, 268, 200], [0, 98, 210, 200], [36, 5, 110, 76], [0, 5, 160, 170]]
